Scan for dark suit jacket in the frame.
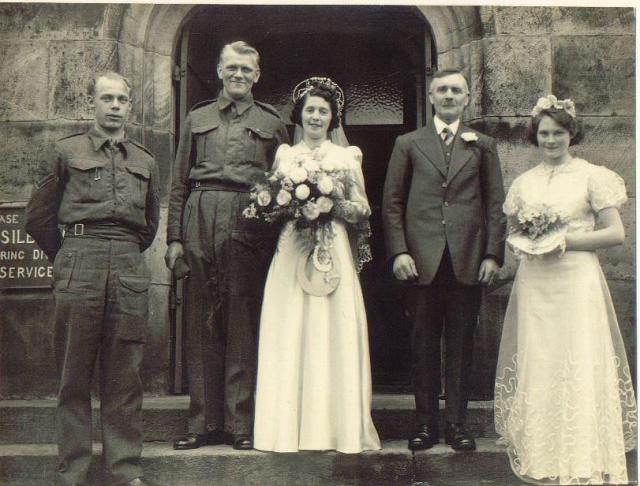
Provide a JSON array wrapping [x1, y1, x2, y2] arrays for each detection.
[[382, 120, 506, 285]]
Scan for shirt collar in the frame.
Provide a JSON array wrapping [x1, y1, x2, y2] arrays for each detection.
[[87, 125, 129, 155], [434, 116, 460, 136], [218, 90, 254, 116]]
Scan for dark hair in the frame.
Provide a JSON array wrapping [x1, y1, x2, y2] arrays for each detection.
[[429, 68, 470, 93], [87, 71, 132, 97], [528, 109, 583, 146], [291, 85, 341, 131]]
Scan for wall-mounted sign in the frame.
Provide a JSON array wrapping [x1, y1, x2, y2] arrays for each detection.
[[0, 204, 53, 289]]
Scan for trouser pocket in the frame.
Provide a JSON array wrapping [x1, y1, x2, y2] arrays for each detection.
[[229, 230, 270, 296], [115, 274, 150, 342]]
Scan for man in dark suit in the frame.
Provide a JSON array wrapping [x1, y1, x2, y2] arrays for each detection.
[[382, 69, 506, 451]]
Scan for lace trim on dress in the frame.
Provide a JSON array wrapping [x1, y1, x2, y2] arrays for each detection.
[[495, 352, 637, 485]]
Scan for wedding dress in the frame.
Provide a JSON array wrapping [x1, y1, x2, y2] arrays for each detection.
[[254, 140, 381, 453], [494, 158, 637, 484]]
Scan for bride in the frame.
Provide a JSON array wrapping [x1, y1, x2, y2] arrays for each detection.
[[253, 77, 381, 453]]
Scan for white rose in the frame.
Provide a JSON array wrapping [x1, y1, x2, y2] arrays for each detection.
[[303, 159, 320, 173], [256, 190, 272, 207], [295, 184, 311, 200], [301, 202, 320, 221], [320, 159, 336, 172], [460, 132, 478, 142], [276, 189, 292, 206], [316, 196, 334, 213], [290, 167, 308, 184], [317, 175, 335, 195]]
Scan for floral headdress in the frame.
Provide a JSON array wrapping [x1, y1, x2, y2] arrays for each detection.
[[292, 77, 345, 117], [531, 94, 576, 118]]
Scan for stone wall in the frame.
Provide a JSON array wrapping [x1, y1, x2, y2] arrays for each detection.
[[0, 4, 635, 398], [476, 6, 636, 383]]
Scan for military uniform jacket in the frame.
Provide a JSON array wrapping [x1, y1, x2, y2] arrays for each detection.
[[25, 127, 161, 261], [166, 93, 289, 243], [382, 119, 506, 286]]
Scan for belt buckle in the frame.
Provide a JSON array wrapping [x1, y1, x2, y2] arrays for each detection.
[[73, 223, 84, 236], [194, 181, 201, 188]]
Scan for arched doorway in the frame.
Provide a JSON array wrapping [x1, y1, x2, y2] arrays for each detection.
[[171, 4, 433, 391]]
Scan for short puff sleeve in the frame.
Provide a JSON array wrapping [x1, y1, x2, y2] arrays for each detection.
[[588, 166, 627, 213], [272, 143, 291, 172]]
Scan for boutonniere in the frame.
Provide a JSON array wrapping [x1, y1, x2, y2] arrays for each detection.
[[460, 132, 479, 143]]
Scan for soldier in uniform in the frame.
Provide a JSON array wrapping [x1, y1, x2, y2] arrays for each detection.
[[25, 71, 159, 486], [165, 41, 288, 450]]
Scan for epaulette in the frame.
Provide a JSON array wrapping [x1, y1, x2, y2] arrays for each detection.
[[57, 132, 85, 142], [128, 139, 155, 158], [255, 100, 283, 119], [190, 98, 217, 112]]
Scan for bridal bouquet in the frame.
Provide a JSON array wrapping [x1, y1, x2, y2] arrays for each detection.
[[243, 151, 355, 247], [507, 203, 567, 256]]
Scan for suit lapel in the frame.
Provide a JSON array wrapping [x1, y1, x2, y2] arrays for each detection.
[[413, 121, 448, 179], [447, 125, 474, 182]]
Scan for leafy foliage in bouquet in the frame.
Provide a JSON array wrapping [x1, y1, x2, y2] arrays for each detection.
[[243, 152, 355, 236], [510, 203, 564, 240]]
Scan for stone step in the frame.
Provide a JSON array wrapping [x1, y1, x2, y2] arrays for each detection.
[[0, 395, 496, 444], [2, 440, 636, 486], [0, 439, 524, 486]]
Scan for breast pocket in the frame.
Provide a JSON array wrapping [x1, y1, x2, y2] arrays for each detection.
[[192, 123, 219, 163], [125, 165, 150, 209], [66, 157, 108, 203], [246, 126, 275, 165]]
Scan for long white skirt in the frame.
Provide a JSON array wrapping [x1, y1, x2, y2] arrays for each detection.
[[254, 222, 381, 453], [495, 251, 637, 484]]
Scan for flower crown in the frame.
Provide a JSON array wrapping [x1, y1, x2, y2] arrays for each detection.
[[292, 77, 345, 117], [531, 95, 576, 118]]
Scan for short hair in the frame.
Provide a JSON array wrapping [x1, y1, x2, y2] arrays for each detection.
[[429, 69, 470, 94], [291, 85, 341, 131], [219, 41, 260, 68], [87, 71, 132, 98], [528, 109, 583, 146]]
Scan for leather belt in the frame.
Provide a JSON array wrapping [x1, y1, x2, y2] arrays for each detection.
[[63, 223, 140, 243], [190, 180, 251, 193]]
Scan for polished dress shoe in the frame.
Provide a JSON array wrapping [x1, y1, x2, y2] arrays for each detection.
[[230, 434, 253, 450], [408, 424, 439, 451], [173, 430, 226, 449], [444, 422, 476, 451]]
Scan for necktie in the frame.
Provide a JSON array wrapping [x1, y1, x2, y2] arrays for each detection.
[[441, 127, 453, 146]]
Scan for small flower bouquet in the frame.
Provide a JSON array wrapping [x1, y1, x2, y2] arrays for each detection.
[[507, 203, 567, 256]]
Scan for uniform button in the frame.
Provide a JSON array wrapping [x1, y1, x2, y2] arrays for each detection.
[[442, 219, 446, 225], [441, 182, 448, 188]]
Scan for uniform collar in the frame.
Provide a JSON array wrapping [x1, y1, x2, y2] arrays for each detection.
[[218, 90, 254, 116], [434, 116, 460, 136], [87, 125, 129, 156]]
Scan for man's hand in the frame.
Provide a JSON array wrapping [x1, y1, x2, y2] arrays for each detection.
[[478, 257, 499, 285], [164, 241, 184, 271], [393, 253, 419, 281]]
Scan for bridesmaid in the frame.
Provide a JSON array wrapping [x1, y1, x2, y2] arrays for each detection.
[[494, 94, 637, 484]]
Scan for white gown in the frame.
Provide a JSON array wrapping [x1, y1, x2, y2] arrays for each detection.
[[494, 158, 637, 484], [254, 141, 381, 453]]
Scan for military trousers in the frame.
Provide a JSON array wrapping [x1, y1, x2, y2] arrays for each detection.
[[405, 246, 481, 427], [53, 237, 149, 486], [182, 188, 273, 436]]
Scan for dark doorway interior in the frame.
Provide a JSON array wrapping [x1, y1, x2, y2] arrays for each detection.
[[174, 5, 430, 391]]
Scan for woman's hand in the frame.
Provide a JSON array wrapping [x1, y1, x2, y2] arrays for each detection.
[[336, 200, 367, 224]]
